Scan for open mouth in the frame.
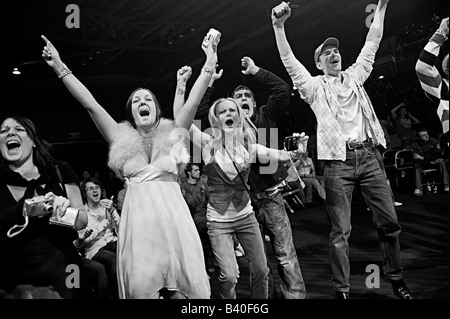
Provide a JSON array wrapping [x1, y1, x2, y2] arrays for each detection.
[[225, 119, 234, 127], [241, 103, 250, 112], [6, 140, 21, 151], [139, 107, 150, 116]]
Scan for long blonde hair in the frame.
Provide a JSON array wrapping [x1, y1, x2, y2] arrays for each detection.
[[207, 98, 257, 156]]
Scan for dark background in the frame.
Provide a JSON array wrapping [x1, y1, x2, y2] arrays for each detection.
[[1, 0, 449, 178]]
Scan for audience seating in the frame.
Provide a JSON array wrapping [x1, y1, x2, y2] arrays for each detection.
[[281, 182, 304, 213], [394, 148, 414, 187]]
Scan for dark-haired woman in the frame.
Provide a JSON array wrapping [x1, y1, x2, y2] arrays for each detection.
[[41, 31, 218, 298], [0, 115, 88, 298]]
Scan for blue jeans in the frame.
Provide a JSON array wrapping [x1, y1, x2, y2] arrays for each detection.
[[257, 192, 306, 299], [82, 258, 111, 299], [92, 240, 119, 299], [324, 146, 403, 292], [302, 177, 326, 202], [207, 212, 269, 299]]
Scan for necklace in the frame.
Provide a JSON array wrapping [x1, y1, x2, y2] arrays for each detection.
[[225, 146, 248, 172]]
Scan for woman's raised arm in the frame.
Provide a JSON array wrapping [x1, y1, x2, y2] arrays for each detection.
[[41, 35, 118, 144], [175, 30, 219, 130]]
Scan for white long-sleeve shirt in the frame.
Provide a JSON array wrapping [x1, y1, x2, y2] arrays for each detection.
[[282, 41, 386, 161], [77, 204, 120, 259]]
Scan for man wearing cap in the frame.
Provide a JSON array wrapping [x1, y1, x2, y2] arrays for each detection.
[[271, 0, 413, 299]]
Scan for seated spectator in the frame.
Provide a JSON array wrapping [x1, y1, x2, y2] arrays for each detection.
[[180, 163, 215, 272], [81, 255, 112, 299], [411, 128, 449, 196], [390, 102, 421, 149], [440, 131, 450, 163], [297, 152, 326, 204], [0, 115, 88, 299], [74, 177, 120, 298], [375, 146, 402, 207]]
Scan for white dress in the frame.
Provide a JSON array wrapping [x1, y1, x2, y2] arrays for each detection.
[[108, 120, 210, 299]]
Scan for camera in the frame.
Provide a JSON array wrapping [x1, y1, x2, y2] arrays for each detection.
[[24, 196, 54, 217], [202, 28, 221, 50], [24, 195, 79, 228], [49, 207, 79, 228], [284, 135, 300, 151]]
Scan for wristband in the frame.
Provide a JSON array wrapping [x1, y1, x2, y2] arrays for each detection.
[[201, 66, 213, 77], [430, 29, 448, 45], [56, 63, 72, 80], [289, 150, 303, 160], [176, 82, 186, 95], [436, 29, 448, 39]]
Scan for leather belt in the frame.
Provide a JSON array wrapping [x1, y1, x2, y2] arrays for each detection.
[[255, 188, 282, 200], [346, 138, 373, 150]]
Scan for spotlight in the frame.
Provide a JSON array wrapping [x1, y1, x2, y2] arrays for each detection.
[[12, 67, 21, 75], [378, 75, 384, 80]]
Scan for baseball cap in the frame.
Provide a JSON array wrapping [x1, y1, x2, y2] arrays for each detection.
[[314, 37, 339, 63]]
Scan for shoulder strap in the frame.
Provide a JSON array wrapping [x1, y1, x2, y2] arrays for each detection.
[[224, 147, 251, 194], [55, 164, 68, 197]]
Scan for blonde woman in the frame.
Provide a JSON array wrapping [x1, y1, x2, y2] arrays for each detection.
[[178, 95, 308, 299]]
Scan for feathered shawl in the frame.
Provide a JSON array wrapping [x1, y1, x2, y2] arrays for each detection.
[[108, 119, 190, 179]]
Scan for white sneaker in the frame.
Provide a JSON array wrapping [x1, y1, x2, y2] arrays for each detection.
[[394, 201, 403, 207]]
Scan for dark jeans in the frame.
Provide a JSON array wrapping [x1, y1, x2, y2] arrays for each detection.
[[82, 258, 111, 299], [92, 240, 119, 299], [193, 212, 215, 263], [413, 159, 449, 190], [301, 177, 326, 202], [324, 145, 403, 292], [256, 191, 306, 299]]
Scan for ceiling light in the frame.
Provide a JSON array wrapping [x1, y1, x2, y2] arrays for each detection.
[[12, 67, 21, 75]]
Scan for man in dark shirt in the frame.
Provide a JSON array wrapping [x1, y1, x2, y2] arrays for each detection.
[[411, 128, 449, 196], [180, 163, 215, 272]]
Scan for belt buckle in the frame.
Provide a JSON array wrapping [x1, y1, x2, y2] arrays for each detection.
[[347, 141, 357, 150], [255, 192, 267, 200], [347, 141, 366, 150], [354, 142, 364, 149]]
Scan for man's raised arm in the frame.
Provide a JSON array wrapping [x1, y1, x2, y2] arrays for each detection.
[[365, 0, 390, 45]]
